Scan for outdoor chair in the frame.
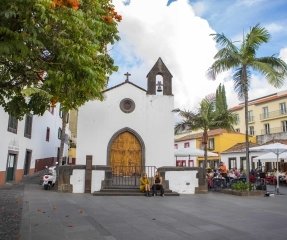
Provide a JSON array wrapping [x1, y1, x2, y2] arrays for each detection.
[[212, 178, 226, 191]]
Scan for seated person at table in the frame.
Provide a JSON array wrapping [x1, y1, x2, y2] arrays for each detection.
[[152, 171, 164, 196], [219, 162, 227, 178], [227, 170, 236, 179], [233, 167, 240, 178], [140, 173, 151, 197]]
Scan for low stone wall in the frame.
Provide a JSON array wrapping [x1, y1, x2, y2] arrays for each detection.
[[158, 167, 204, 194], [57, 164, 108, 193], [58, 164, 203, 194], [219, 189, 265, 196]]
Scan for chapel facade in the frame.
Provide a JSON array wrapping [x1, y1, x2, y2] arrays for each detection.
[[76, 58, 174, 177]]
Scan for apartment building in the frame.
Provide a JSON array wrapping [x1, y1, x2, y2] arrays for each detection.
[[230, 90, 287, 144], [175, 129, 256, 168], [0, 105, 69, 185]]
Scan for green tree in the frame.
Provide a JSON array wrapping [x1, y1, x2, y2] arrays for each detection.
[[208, 24, 287, 183], [1, 0, 120, 164], [0, 0, 51, 119], [174, 93, 236, 188], [215, 83, 227, 112]]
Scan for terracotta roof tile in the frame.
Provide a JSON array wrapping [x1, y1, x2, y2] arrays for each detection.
[[222, 139, 287, 153], [222, 142, 259, 153], [229, 91, 287, 111]]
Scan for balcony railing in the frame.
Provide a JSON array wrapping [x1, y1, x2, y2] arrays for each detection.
[[260, 127, 287, 135], [260, 109, 287, 120]]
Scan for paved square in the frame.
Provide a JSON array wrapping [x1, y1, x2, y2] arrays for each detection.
[[19, 181, 287, 240]]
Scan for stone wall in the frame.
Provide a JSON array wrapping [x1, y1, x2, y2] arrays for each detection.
[[158, 167, 206, 194], [58, 163, 203, 194]]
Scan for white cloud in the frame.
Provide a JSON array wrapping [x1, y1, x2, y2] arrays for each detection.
[[265, 23, 284, 34], [110, 0, 287, 111], [190, 1, 207, 17], [236, 0, 266, 7], [279, 47, 287, 62], [111, 0, 226, 110]]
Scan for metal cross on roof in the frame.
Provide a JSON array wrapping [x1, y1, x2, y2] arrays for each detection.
[[124, 72, 131, 82]]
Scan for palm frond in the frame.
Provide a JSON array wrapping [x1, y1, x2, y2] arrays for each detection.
[[207, 57, 240, 80], [174, 121, 190, 134], [233, 67, 251, 99], [251, 59, 287, 88], [242, 24, 270, 58], [208, 34, 240, 80], [212, 110, 236, 131], [210, 33, 239, 53]]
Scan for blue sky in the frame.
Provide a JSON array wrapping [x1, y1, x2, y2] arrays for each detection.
[[189, 0, 287, 56], [111, 0, 287, 109]]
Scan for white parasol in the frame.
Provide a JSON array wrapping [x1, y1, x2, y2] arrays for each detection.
[[174, 148, 218, 157], [250, 143, 287, 194]]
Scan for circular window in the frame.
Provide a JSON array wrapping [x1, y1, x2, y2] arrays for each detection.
[[120, 98, 135, 113]]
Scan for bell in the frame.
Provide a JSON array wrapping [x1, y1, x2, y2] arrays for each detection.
[[156, 81, 163, 92]]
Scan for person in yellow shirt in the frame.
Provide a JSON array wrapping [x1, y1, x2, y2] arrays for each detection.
[[140, 173, 151, 197]]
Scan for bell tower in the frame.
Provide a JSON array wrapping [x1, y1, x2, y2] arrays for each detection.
[[146, 58, 173, 96]]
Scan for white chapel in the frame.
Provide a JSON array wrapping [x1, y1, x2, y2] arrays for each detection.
[[64, 58, 200, 194], [77, 58, 174, 169]]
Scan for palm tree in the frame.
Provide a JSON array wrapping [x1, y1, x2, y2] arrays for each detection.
[[208, 24, 287, 184], [174, 95, 236, 186]]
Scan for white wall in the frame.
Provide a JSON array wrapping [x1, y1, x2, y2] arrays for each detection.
[[91, 170, 105, 192], [0, 105, 69, 172], [70, 169, 85, 193], [69, 168, 199, 194], [77, 83, 174, 168], [166, 170, 198, 194], [69, 169, 105, 193]]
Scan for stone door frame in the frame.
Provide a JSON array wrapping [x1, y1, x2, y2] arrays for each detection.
[[107, 127, 146, 167]]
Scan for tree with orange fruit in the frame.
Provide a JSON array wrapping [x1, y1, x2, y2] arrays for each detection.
[[0, 0, 121, 164]]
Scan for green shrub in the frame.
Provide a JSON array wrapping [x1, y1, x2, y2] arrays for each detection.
[[231, 181, 253, 191]]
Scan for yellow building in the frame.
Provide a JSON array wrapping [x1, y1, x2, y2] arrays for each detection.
[[175, 129, 256, 168], [230, 90, 287, 144]]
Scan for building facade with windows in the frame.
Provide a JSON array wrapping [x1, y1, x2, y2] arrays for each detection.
[[0, 105, 69, 185], [220, 142, 260, 172], [174, 137, 197, 167], [175, 129, 256, 168], [230, 90, 287, 144]]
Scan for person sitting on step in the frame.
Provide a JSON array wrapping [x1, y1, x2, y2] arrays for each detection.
[[152, 171, 164, 197], [140, 172, 151, 197]]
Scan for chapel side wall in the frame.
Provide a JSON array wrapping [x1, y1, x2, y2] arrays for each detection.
[[76, 84, 174, 168], [145, 95, 174, 167]]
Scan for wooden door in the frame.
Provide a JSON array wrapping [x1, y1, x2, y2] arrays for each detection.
[[110, 131, 142, 176], [6, 154, 16, 181], [24, 150, 32, 175]]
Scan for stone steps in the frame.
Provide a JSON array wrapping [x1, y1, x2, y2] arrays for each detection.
[[93, 188, 179, 196]]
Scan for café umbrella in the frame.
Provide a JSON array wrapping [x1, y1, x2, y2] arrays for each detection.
[[253, 151, 287, 162], [174, 148, 218, 157], [250, 143, 287, 194]]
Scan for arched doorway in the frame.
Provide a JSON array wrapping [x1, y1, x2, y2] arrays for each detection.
[[110, 131, 142, 176]]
